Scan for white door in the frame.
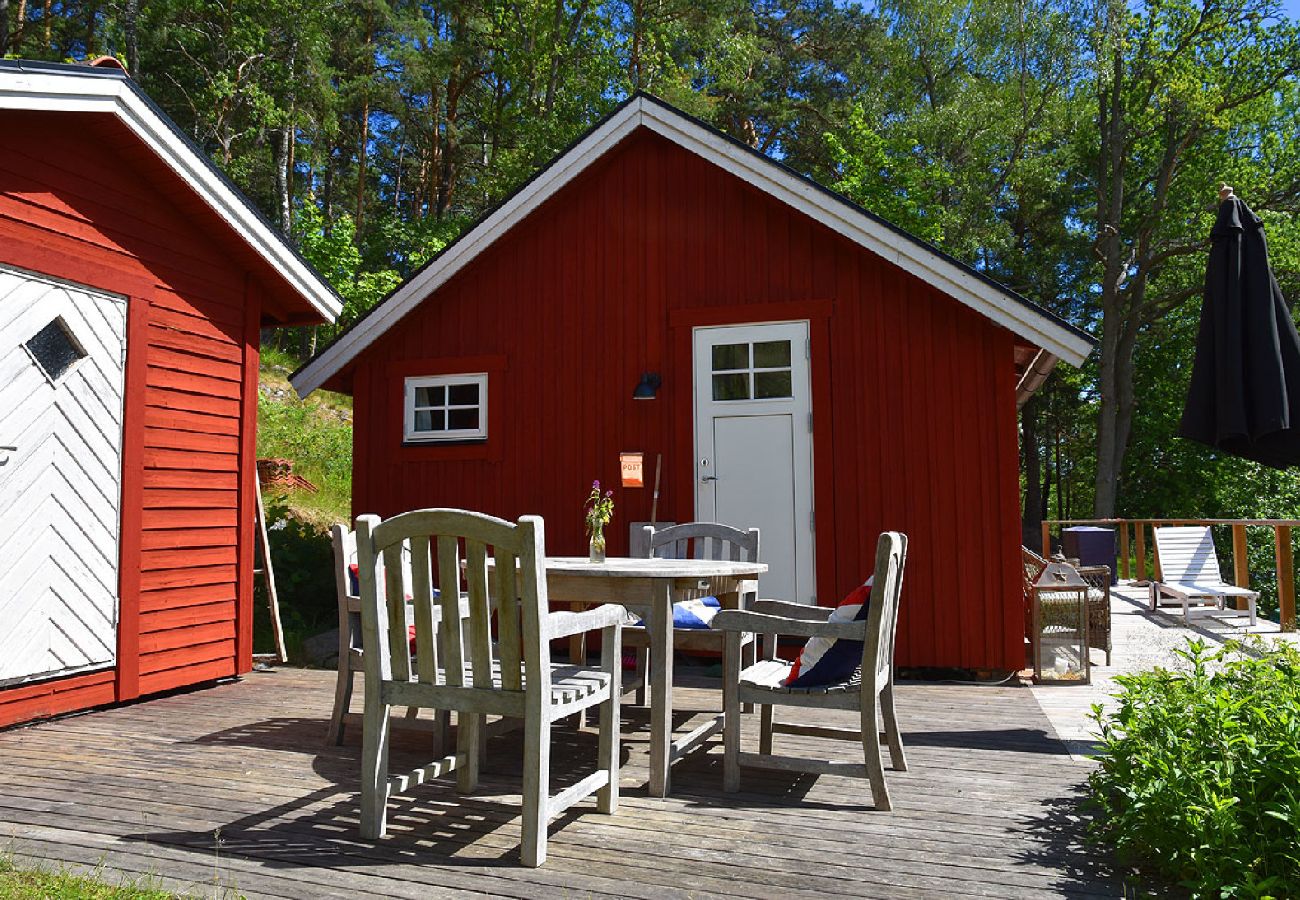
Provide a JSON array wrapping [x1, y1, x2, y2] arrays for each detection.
[[694, 322, 815, 603], [0, 266, 127, 686]]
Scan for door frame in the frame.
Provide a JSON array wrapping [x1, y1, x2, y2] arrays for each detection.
[[0, 263, 129, 686], [669, 300, 836, 605]]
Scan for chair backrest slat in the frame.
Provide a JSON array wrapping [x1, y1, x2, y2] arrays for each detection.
[[464, 539, 495, 687], [408, 535, 438, 683], [494, 547, 523, 691], [862, 532, 907, 687], [436, 534, 465, 687], [1155, 526, 1224, 584], [382, 543, 410, 682]]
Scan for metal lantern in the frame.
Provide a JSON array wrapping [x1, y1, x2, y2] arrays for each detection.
[[1032, 562, 1091, 685]]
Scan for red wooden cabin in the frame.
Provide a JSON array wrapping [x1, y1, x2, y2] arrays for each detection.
[[0, 60, 339, 728], [294, 93, 1093, 672]]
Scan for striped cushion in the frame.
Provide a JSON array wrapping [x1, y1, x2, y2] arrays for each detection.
[[784, 579, 871, 688]]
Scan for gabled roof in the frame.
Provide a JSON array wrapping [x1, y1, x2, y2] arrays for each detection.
[[0, 59, 341, 323], [293, 92, 1092, 396]]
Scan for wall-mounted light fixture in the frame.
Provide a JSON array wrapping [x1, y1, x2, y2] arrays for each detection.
[[632, 372, 661, 400]]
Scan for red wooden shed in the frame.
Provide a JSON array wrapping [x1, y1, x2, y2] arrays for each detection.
[[0, 60, 340, 728], [294, 93, 1094, 672]]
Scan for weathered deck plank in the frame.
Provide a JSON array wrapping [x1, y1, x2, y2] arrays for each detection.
[[0, 668, 1120, 898]]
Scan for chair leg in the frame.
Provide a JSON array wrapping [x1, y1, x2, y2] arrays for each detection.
[[521, 710, 551, 867], [433, 708, 451, 758], [740, 636, 756, 714], [862, 694, 891, 811], [327, 665, 354, 746], [880, 682, 907, 772], [634, 646, 649, 707], [759, 704, 774, 755], [598, 623, 621, 814], [359, 697, 392, 839], [457, 712, 483, 793], [722, 632, 741, 793]]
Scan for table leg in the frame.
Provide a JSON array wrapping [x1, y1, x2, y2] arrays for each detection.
[[649, 578, 673, 798]]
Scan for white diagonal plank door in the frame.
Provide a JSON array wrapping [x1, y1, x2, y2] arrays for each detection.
[[0, 266, 127, 686]]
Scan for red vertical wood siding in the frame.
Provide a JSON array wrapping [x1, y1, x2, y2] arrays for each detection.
[[344, 130, 1026, 671], [0, 111, 269, 727]]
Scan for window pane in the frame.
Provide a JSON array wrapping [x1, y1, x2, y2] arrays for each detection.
[[754, 370, 793, 399], [712, 372, 750, 401], [414, 409, 447, 432], [447, 382, 479, 406], [711, 343, 748, 372], [414, 385, 445, 407], [25, 318, 84, 381], [447, 408, 480, 431], [753, 340, 791, 369]]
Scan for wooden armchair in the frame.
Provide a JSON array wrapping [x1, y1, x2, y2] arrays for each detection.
[[625, 522, 759, 705], [711, 532, 908, 810], [1022, 547, 1112, 665], [355, 509, 624, 867]]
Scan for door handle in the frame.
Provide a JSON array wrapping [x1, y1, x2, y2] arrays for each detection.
[[701, 474, 718, 483], [0, 446, 14, 466]]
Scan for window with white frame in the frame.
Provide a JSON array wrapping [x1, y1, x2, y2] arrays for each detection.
[[404, 374, 488, 442]]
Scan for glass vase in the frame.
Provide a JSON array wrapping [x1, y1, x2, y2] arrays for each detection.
[[588, 527, 606, 563]]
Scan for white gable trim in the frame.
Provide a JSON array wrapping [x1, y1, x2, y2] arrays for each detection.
[[0, 67, 341, 322], [292, 95, 1089, 396]]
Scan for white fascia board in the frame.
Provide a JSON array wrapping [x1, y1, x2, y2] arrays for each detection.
[[0, 70, 341, 323], [637, 104, 1093, 368], [291, 99, 646, 397], [293, 94, 1091, 396]]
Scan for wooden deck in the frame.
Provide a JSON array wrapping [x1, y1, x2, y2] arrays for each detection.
[[0, 668, 1122, 898]]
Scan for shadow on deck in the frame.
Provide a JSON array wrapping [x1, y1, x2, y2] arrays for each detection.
[[0, 668, 1127, 898]]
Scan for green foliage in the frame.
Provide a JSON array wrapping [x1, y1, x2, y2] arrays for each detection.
[[255, 495, 338, 664], [1088, 639, 1300, 897], [255, 378, 352, 523], [0, 858, 177, 899]]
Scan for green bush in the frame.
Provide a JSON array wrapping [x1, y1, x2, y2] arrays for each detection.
[[1088, 639, 1300, 897], [253, 496, 340, 664]]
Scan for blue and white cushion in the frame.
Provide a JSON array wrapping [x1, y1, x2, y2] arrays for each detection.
[[636, 595, 722, 630], [784, 578, 873, 688]]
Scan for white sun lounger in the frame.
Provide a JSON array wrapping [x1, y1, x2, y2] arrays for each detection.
[[1151, 526, 1258, 626]]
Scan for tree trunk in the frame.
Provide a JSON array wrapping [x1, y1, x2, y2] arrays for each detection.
[[275, 123, 292, 234], [1020, 394, 1044, 548], [123, 0, 139, 74], [0, 0, 9, 55]]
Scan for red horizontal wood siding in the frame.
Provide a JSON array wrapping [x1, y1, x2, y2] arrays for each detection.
[[0, 110, 267, 728], [346, 129, 1025, 671]]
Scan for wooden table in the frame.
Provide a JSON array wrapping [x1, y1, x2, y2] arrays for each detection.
[[538, 556, 767, 797]]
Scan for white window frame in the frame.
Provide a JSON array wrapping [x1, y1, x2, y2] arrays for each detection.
[[403, 373, 488, 442]]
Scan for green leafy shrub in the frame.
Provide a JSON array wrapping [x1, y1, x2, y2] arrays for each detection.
[[253, 496, 339, 665], [1088, 639, 1300, 897]]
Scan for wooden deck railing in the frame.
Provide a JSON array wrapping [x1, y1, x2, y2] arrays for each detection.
[[1042, 518, 1297, 631]]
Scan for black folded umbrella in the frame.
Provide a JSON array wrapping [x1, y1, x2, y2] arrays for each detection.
[[1179, 194, 1300, 467]]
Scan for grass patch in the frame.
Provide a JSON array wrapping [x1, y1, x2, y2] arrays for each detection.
[[0, 858, 176, 899], [1088, 638, 1300, 897], [256, 358, 352, 524]]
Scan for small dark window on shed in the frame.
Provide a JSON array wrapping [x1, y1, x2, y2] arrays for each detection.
[[25, 317, 86, 382]]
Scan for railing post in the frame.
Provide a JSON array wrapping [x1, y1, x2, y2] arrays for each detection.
[[1135, 522, 1148, 583], [1276, 525, 1295, 631], [1118, 522, 1130, 581], [1041, 521, 1050, 558], [1232, 524, 1250, 611]]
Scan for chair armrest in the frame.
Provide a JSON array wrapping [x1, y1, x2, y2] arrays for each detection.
[[749, 599, 833, 621], [547, 604, 627, 639], [711, 609, 865, 640]]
